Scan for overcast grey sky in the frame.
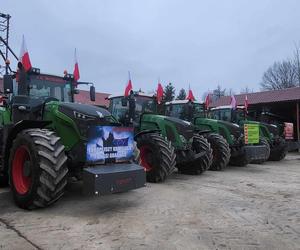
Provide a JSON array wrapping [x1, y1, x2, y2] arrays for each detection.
[[2, 0, 300, 98]]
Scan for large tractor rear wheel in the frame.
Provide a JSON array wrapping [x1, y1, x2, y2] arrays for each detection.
[[178, 135, 212, 175], [9, 129, 68, 210], [269, 137, 287, 161], [251, 137, 270, 164], [206, 133, 230, 171], [136, 133, 176, 183]]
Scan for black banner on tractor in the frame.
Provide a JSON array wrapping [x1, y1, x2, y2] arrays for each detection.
[[86, 126, 134, 164]]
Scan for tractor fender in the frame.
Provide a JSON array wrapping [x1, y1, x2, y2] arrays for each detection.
[[197, 129, 211, 135], [2, 120, 51, 174], [134, 129, 161, 140]]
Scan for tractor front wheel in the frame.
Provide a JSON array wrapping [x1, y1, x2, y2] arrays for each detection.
[[178, 135, 213, 175], [229, 149, 250, 167], [206, 133, 231, 171], [269, 137, 287, 161], [136, 133, 176, 183], [9, 129, 68, 209]]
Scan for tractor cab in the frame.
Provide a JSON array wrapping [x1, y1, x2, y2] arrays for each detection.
[[2, 66, 96, 123], [165, 100, 206, 122], [209, 105, 246, 124], [109, 91, 156, 126]]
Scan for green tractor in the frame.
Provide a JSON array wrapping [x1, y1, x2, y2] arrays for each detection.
[[165, 100, 230, 170], [165, 100, 270, 167], [0, 52, 145, 209], [108, 91, 213, 182], [210, 106, 287, 161]]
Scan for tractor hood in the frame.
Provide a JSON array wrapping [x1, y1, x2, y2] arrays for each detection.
[[57, 102, 119, 138], [58, 102, 111, 119], [260, 122, 279, 136], [165, 116, 195, 129], [164, 116, 195, 140], [216, 119, 242, 138]]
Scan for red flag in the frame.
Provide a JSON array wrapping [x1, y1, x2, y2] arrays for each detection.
[[186, 86, 195, 101], [230, 95, 237, 110], [19, 35, 32, 72], [124, 72, 133, 97], [244, 95, 249, 113], [73, 48, 80, 82], [156, 81, 164, 104], [205, 93, 210, 109]]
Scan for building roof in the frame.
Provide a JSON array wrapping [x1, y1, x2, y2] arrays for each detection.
[[165, 100, 203, 105], [211, 86, 300, 107], [108, 91, 154, 99], [75, 90, 110, 107]]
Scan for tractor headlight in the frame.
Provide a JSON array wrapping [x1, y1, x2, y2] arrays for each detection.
[[73, 111, 94, 120], [231, 134, 236, 142], [179, 134, 187, 143]]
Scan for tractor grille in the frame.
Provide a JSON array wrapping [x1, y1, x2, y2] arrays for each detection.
[[58, 105, 120, 138]]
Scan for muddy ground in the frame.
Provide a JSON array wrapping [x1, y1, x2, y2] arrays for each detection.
[[0, 153, 299, 250]]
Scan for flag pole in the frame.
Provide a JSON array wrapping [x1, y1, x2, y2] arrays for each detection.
[[128, 71, 131, 80]]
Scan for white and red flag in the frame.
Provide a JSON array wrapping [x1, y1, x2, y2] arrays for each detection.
[[244, 95, 249, 113], [124, 71, 133, 97], [73, 48, 80, 82], [230, 95, 237, 109], [156, 80, 164, 104], [186, 85, 195, 101], [19, 35, 32, 72], [205, 93, 211, 110]]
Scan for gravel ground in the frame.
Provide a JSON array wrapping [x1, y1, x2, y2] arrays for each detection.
[[0, 153, 299, 250]]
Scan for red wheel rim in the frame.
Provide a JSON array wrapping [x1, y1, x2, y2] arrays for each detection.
[[139, 145, 154, 172], [12, 145, 32, 195]]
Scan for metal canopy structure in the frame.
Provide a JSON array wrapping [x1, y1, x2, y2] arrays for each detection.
[[0, 13, 11, 76]]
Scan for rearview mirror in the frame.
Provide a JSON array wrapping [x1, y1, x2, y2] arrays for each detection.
[[90, 85, 96, 102], [3, 74, 13, 94]]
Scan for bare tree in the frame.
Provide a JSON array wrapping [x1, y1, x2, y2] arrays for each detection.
[[213, 85, 226, 99], [261, 60, 297, 90], [293, 43, 300, 87], [240, 86, 253, 94], [227, 88, 235, 96]]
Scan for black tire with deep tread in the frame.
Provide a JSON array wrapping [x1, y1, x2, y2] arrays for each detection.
[[251, 137, 270, 164], [136, 133, 176, 183], [0, 174, 8, 187], [178, 135, 213, 175], [206, 133, 231, 171], [9, 129, 68, 209], [269, 137, 287, 161], [229, 149, 250, 167]]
